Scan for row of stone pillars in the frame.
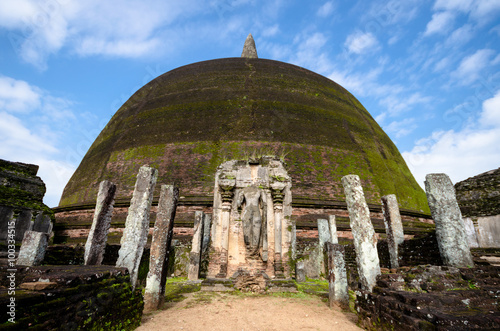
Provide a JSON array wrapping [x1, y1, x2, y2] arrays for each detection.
[[310, 172, 474, 308], [81, 165, 181, 313], [81, 165, 212, 311]]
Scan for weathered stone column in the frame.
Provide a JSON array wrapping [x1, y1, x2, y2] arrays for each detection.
[[0, 206, 14, 241], [144, 185, 179, 312], [84, 180, 116, 265], [326, 242, 349, 309], [317, 218, 331, 276], [318, 218, 332, 247], [202, 213, 212, 257], [342, 174, 380, 292], [381, 194, 404, 269], [425, 173, 474, 267], [188, 211, 204, 280], [463, 217, 479, 248], [16, 231, 49, 266], [295, 260, 306, 282], [215, 178, 235, 278], [116, 166, 158, 289], [328, 215, 338, 244], [271, 182, 286, 278]]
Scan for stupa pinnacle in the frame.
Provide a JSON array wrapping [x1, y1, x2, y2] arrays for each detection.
[[241, 33, 258, 58]]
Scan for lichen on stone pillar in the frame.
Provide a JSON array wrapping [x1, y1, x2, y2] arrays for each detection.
[[85, 180, 116, 265], [342, 174, 380, 292], [116, 165, 158, 289], [425, 173, 474, 267], [381, 194, 404, 269]]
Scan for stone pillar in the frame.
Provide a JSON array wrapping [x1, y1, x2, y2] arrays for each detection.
[[216, 179, 234, 278], [296, 260, 306, 282], [342, 174, 380, 292], [0, 206, 14, 241], [15, 209, 33, 241], [116, 166, 158, 289], [425, 173, 474, 267], [16, 231, 49, 266], [291, 219, 297, 261], [326, 242, 349, 309], [318, 219, 331, 247], [328, 215, 338, 244], [381, 194, 404, 269], [84, 180, 116, 265], [188, 211, 204, 280], [33, 212, 52, 234], [317, 218, 331, 276], [463, 217, 479, 248], [144, 185, 179, 312], [271, 183, 285, 278], [202, 213, 212, 256]]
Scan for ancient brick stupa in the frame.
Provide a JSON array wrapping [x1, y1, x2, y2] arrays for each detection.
[[55, 34, 430, 242]]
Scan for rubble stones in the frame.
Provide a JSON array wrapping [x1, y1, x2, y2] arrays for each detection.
[[356, 264, 500, 330]]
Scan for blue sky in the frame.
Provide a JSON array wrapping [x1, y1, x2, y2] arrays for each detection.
[[0, 0, 499, 208]]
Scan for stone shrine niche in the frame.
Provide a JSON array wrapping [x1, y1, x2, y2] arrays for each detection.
[[208, 157, 293, 280]]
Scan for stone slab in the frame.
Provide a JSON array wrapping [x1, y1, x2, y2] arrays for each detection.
[[16, 231, 49, 266]]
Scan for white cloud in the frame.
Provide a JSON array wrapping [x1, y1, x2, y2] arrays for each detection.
[[262, 24, 279, 37], [329, 67, 403, 99], [434, 0, 473, 12], [424, 11, 455, 36], [480, 90, 500, 127], [76, 38, 161, 58], [289, 32, 332, 73], [0, 0, 200, 68], [452, 49, 495, 85], [317, 1, 335, 17], [445, 24, 474, 46], [433, 0, 500, 23], [0, 112, 57, 155], [0, 0, 38, 29], [344, 31, 378, 54], [385, 118, 418, 138], [434, 57, 451, 72], [380, 92, 433, 117], [0, 76, 41, 112], [403, 90, 500, 188]]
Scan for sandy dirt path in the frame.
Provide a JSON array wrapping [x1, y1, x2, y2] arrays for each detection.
[[137, 292, 362, 331]]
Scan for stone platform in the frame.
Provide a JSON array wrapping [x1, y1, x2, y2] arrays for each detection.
[[201, 277, 297, 293]]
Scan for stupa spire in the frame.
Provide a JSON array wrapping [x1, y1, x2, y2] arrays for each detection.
[[241, 33, 258, 58]]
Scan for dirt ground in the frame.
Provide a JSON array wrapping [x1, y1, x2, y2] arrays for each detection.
[[137, 291, 362, 331]]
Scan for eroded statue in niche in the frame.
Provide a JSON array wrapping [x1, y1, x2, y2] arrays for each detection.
[[237, 186, 267, 258]]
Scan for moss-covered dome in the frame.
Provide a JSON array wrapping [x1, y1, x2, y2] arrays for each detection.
[[59, 57, 428, 213]]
